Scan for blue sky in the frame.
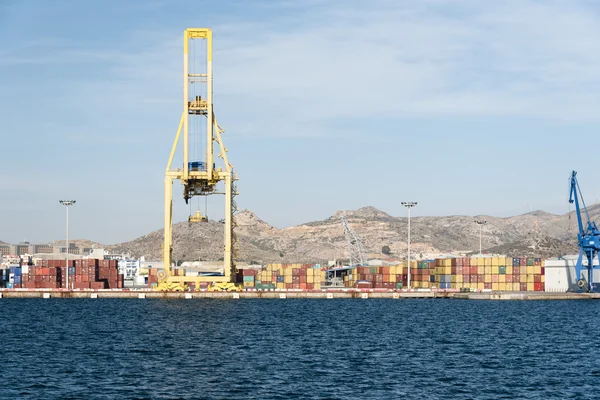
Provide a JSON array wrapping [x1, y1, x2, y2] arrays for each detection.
[[1, 0, 600, 245]]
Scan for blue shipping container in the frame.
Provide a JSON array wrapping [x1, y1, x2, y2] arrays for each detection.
[[14, 268, 21, 276], [6, 283, 13, 289], [14, 275, 21, 284]]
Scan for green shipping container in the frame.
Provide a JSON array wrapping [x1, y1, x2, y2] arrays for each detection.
[[256, 283, 275, 290], [527, 258, 534, 266], [499, 266, 506, 275], [396, 282, 403, 289]]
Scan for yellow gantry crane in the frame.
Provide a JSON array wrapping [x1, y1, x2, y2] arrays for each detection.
[[158, 28, 239, 291]]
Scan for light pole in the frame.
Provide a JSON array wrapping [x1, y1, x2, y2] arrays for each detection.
[[401, 202, 417, 290], [474, 220, 487, 255], [59, 200, 76, 289]]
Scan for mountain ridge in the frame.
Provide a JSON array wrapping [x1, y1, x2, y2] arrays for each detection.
[[106, 204, 587, 262]]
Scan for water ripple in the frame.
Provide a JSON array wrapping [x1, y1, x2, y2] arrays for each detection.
[[0, 299, 598, 399]]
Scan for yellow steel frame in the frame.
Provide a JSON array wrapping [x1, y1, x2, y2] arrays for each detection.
[[160, 28, 238, 290]]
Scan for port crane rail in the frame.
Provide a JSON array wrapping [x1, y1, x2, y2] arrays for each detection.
[[569, 170, 600, 292], [158, 28, 239, 291]]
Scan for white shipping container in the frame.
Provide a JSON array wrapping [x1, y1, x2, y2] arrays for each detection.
[[544, 257, 600, 292]]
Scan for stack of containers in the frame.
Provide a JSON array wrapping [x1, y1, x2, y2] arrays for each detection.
[[20, 259, 124, 289], [242, 264, 325, 290], [410, 261, 436, 289], [5, 265, 23, 288], [433, 256, 545, 291], [349, 264, 407, 289]]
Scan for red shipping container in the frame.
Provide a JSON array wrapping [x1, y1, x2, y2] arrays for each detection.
[[484, 283, 492, 290], [520, 258, 527, 267], [534, 274, 542, 283], [534, 282, 542, 291]]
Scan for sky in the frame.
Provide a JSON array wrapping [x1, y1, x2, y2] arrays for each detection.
[[1, 0, 600, 245]]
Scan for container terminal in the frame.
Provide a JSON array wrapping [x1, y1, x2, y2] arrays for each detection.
[[2, 28, 600, 299]]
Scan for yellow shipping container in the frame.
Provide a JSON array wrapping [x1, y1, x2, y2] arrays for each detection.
[[534, 265, 542, 275], [284, 268, 293, 276], [477, 266, 485, 275], [485, 274, 492, 283], [389, 274, 396, 283], [527, 274, 534, 283], [276, 282, 285, 289], [478, 282, 485, 290], [314, 283, 321, 290], [527, 282, 535, 291], [513, 282, 521, 291], [390, 266, 397, 275], [484, 258, 492, 266], [442, 259, 451, 267], [506, 266, 513, 275], [498, 282, 506, 291], [499, 274, 506, 283], [541, 275, 545, 283], [477, 257, 485, 266], [244, 282, 255, 287], [492, 257, 500, 266], [526, 266, 534, 275], [484, 266, 492, 275], [520, 274, 527, 283], [307, 274, 314, 284], [443, 266, 452, 275], [284, 275, 292, 284], [492, 282, 499, 291], [491, 266, 499, 275]]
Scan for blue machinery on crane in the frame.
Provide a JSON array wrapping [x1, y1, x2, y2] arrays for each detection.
[[569, 170, 600, 292]]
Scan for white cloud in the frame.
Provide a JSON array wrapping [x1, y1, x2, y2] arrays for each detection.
[[5, 0, 600, 142], [209, 0, 600, 137]]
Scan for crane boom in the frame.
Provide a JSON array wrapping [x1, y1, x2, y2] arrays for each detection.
[[568, 170, 600, 292], [341, 216, 365, 267]]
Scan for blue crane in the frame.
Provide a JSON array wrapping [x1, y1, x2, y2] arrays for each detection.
[[569, 170, 600, 292]]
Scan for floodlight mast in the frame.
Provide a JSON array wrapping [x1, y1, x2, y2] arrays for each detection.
[[59, 200, 76, 289]]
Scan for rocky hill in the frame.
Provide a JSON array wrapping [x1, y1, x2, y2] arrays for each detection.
[[107, 205, 587, 263]]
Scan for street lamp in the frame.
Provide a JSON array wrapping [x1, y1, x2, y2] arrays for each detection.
[[59, 200, 76, 289], [401, 201, 417, 290], [474, 220, 487, 255]]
